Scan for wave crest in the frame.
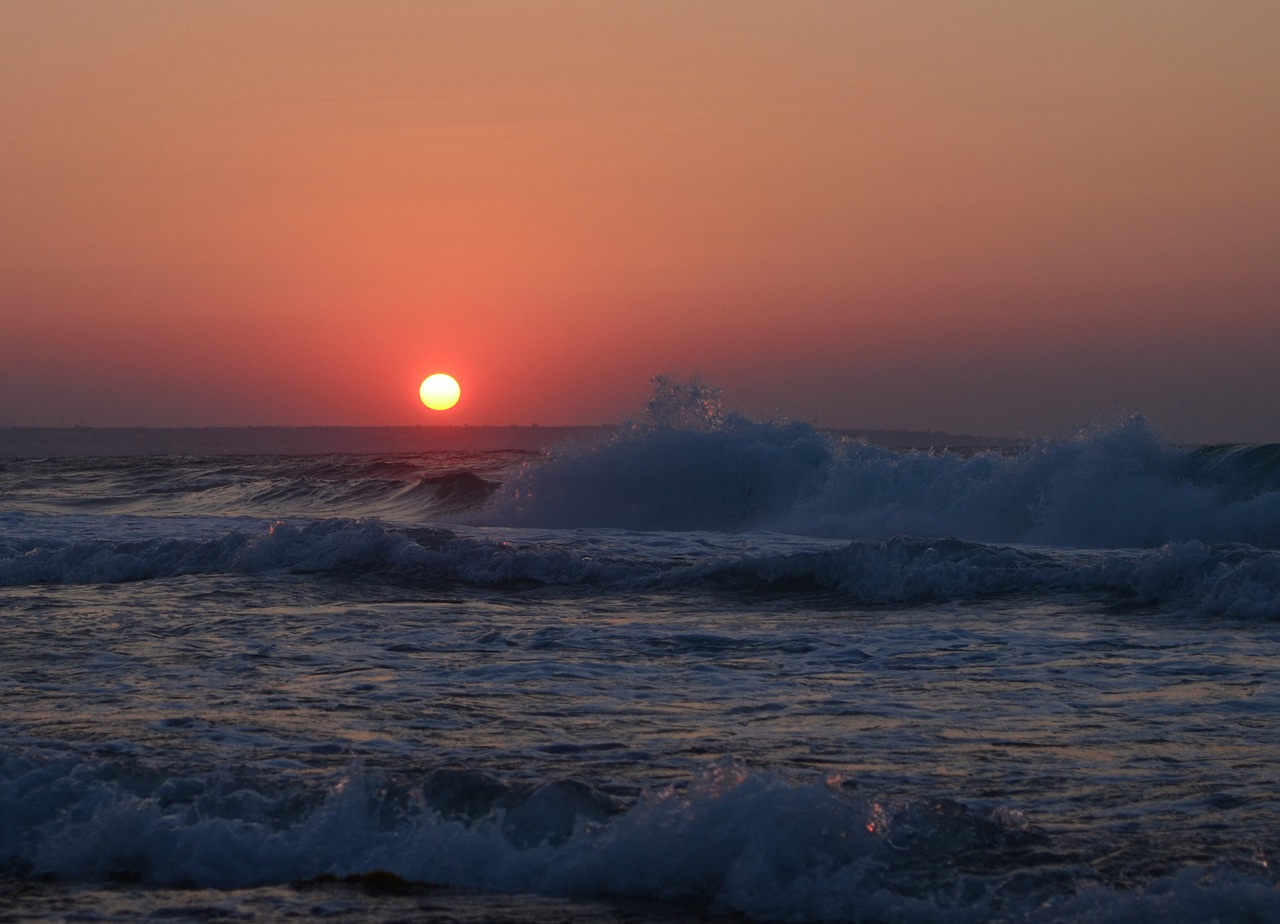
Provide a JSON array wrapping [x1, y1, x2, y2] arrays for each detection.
[[487, 418, 834, 532], [483, 416, 1280, 550]]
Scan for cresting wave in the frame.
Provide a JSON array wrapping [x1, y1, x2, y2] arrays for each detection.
[[4, 517, 1279, 617], [487, 415, 1280, 549], [3, 750, 1277, 923]]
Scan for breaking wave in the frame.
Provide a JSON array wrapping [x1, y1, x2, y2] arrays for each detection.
[[486, 415, 1280, 550], [3, 750, 1276, 923], [4, 517, 1279, 618]]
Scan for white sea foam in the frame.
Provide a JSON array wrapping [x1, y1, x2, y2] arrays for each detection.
[[487, 415, 1280, 550], [4, 752, 1276, 923]]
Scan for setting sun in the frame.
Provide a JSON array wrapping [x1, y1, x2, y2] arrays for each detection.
[[419, 373, 461, 411]]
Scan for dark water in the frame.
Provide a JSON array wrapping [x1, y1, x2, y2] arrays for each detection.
[[3, 415, 1280, 921]]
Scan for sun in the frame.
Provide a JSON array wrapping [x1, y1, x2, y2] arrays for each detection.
[[419, 373, 461, 411]]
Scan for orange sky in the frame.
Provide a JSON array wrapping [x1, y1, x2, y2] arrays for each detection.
[[2, 1, 1278, 441]]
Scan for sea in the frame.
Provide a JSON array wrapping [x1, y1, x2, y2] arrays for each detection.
[[3, 396, 1280, 922]]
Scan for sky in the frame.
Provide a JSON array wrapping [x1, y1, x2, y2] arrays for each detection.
[[2, 1, 1278, 442]]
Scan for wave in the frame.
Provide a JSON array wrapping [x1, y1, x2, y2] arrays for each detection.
[[3, 452, 517, 522], [9, 417, 1279, 553], [1185, 442, 1280, 499], [2, 751, 1275, 923], [719, 538, 1280, 619], [483, 416, 1280, 550], [5, 517, 1279, 618]]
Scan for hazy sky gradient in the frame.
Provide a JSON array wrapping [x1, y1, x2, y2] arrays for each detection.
[[3, 1, 1278, 441]]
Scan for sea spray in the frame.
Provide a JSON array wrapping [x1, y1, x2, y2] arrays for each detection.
[[481, 412, 1280, 549]]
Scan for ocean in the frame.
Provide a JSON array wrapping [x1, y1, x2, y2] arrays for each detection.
[[3, 406, 1280, 922]]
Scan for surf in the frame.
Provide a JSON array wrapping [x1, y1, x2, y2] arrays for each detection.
[[481, 413, 1280, 550]]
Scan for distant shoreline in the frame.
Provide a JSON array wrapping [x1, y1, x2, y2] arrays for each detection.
[[0, 424, 1021, 458]]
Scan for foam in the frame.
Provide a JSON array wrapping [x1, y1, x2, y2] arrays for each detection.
[[4, 752, 1276, 922], [4, 516, 1279, 617], [483, 415, 1280, 550]]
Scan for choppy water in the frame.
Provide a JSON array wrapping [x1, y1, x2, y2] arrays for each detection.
[[3, 413, 1280, 922]]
